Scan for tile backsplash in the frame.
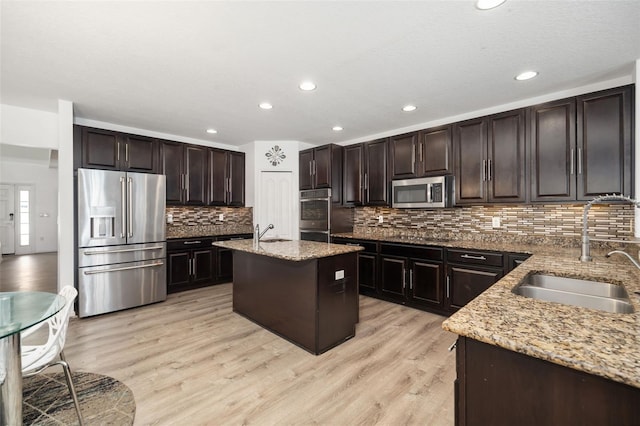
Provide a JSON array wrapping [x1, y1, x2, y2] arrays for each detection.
[[166, 206, 253, 227], [354, 204, 635, 242]]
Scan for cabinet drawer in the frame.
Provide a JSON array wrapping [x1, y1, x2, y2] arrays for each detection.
[[167, 238, 213, 251], [215, 233, 252, 242], [381, 243, 443, 261], [447, 248, 503, 267], [334, 238, 377, 253]]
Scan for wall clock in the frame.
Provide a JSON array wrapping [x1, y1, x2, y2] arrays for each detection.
[[265, 145, 286, 166]]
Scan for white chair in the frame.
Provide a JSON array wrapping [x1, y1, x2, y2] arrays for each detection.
[[21, 286, 84, 425]]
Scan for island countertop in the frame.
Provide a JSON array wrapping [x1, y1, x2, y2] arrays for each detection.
[[442, 251, 640, 389], [212, 239, 363, 261]]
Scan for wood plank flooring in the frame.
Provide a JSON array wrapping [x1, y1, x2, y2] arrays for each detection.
[[1, 254, 456, 424], [65, 285, 457, 425]]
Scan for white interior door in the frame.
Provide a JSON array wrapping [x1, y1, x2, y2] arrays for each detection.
[[0, 184, 16, 254], [258, 171, 294, 240]]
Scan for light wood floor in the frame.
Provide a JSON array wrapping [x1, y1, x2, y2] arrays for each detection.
[[1, 254, 456, 425], [65, 285, 457, 425]]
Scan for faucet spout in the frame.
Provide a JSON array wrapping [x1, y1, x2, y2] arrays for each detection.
[[259, 224, 274, 240], [581, 194, 640, 262], [253, 223, 275, 245], [606, 250, 640, 271]]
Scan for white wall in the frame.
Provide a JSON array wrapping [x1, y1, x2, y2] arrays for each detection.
[[57, 100, 74, 292], [1, 104, 58, 148], [0, 160, 58, 252]]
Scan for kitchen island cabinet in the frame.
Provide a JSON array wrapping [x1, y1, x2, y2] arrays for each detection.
[[213, 239, 362, 354]]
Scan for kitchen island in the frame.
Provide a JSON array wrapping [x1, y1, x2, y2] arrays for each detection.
[[442, 249, 640, 425], [212, 239, 363, 354]]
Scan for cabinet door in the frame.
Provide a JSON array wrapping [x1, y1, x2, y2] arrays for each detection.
[[123, 134, 158, 173], [410, 259, 444, 309], [167, 251, 191, 290], [390, 132, 419, 179], [184, 145, 207, 205], [228, 151, 245, 206], [208, 149, 227, 205], [358, 252, 377, 294], [530, 99, 577, 202], [161, 142, 184, 204], [454, 119, 487, 205], [365, 139, 389, 205], [419, 125, 452, 176], [447, 265, 503, 310], [487, 110, 526, 203], [299, 149, 314, 190], [380, 255, 407, 301], [313, 145, 332, 188], [192, 248, 214, 285], [216, 247, 234, 283], [577, 85, 633, 199], [81, 127, 121, 170], [506, 253, 531, 273], [343, 144, 364, 205]]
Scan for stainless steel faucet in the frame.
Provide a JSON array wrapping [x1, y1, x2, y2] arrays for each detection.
[[606, 250, 640, 270], [580, 194, 640, 262], [253, 223, 274, 244]]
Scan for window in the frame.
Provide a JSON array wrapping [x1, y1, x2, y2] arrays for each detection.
[[19, 189, 29, 246]]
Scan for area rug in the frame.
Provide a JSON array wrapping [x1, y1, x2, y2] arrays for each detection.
[[23, 371, 135, 425]]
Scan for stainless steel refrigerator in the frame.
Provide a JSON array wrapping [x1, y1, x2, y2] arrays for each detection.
[[76, 168, 166, 317]]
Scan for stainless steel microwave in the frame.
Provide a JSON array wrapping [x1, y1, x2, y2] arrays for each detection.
[[392, 176, 454, 208]]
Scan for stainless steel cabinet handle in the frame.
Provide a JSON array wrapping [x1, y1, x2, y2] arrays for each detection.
[[127, 177, 133, 238], [117, 141, 120, 162], [448, 341, 457, 352], [402, 268, 406, 288], [309, 161, 313, 177], [84, 246, 164, 255], [570, 148, 575, 175], [419, 143, 424, 163], [183, 240, 202, 245], [409, 269, 413, 290], [83, 261, 164, 275], [120, 176, 126, 238], [313, 160, 317, 176], [482, 160, 487, 181], [413, 145, 417, 165], [188, 258, 193, 275], [577, 147, 583, 175], [446, 275, 450, 298], [461, 254, 487, 261], [125, 143, 129, 163], [193, 257, 197, 276], [364, 173, 368, 190], [487, 159, 492, 180]]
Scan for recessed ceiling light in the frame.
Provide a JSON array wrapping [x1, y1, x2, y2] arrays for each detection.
[[259, 102, 273, 110], [402, 105, 417, 112], [206, 128, 217, 134], [299, 81, 317, 91], [332, 126, 343, 132], [515, 71, 538, 81], [476, 0, 506, 10]]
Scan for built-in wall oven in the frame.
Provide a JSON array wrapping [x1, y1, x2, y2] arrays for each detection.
[[300, 188, 353, 242]]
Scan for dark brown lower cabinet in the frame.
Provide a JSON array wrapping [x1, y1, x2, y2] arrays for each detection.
[[332, 238, 378, 296], [446, 264, 503, 310], [455, 337, 640, 426], [214, 234, 252, 282]]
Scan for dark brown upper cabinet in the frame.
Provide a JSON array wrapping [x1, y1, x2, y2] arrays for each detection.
[[184, 145, 208, 205], [78, 126, 159, 173], [529, 98, 577, 202], [577, 85, 633, 199], [343, 139, 389, 206], [299, 144, 343, 203], [454, 109, 526, 205], [161, 142, 185, 204], [209, 149, 245, 207], [389, 126, 452, 180]]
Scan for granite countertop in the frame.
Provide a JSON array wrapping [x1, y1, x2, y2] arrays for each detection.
[[212, 239, 363, 261], [334, 231, 640, 388]]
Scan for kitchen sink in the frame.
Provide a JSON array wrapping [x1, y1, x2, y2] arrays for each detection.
[[512, 273, 635, 314]]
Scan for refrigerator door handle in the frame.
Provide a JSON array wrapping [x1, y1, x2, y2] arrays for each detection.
[[120, 176, 126, 238], [127, 177, 133, 238], [83, 261, 164, 275], [83, 246, 164, 255]]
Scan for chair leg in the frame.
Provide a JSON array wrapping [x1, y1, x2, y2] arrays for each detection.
[[59, 351, 85, 426]]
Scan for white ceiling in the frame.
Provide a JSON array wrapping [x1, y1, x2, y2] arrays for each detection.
[[1, 1, 639, 148]]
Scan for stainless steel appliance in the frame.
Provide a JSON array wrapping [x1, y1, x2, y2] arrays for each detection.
[[300, 188, 353, 242], [392, 175, 454, 208], [76, 168, 166, 317]]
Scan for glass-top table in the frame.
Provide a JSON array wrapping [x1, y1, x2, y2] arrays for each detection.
[[0, 291, 65, 424]]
